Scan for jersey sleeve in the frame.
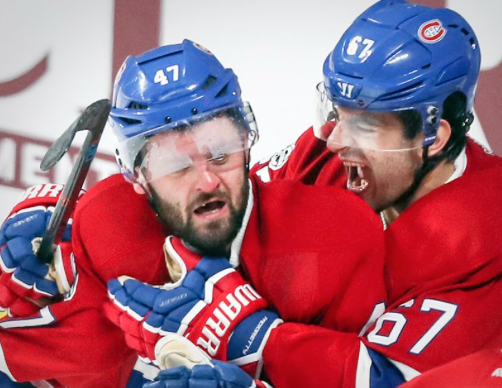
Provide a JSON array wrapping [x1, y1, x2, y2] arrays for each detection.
[[0, 175, 168, 387], [0, 263, 137, 387], [263, 323, 411, 388], [250, 127, 346, 187]]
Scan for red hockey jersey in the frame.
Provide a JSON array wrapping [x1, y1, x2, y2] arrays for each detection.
[[0, 172, 386, 387], [256, 128, 502, 387], [399, 346, 502, 387]]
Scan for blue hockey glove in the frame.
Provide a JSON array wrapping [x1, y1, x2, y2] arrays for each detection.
[[106, 236, 282, 377], [0, 184, 78, 317], [143, 360, 273, 388]]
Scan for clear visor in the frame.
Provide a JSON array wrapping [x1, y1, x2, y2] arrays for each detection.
[[116, 102, 258, 182], [313, 82, 423, 152]]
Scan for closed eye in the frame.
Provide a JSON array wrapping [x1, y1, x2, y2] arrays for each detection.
[[353, 124, 377, 134], [209, 153, 229, 165]]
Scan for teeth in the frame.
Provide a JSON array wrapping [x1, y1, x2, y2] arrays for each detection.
[[343, 161, 368, 192]]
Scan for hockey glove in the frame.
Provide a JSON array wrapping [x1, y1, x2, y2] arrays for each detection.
[[106, 236, 282, 377], [0, 184, 77, 317], [144, 360, 273, 388]]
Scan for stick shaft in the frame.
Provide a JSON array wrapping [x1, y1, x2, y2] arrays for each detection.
[[36, 99, 110, 264]]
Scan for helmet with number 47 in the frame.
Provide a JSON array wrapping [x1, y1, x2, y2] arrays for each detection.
[[109, 39, 258, 183]]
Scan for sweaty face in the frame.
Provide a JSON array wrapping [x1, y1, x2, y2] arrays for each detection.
[[142, 118, 250, 256], [326, 107, 425, 212]]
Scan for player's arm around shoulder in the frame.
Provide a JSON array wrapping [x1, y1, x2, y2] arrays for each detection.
[[251, 126, 336, 184], [297, 182, 386, 332]]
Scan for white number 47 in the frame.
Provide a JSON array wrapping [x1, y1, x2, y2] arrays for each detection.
[[154, 65, 180, 85]]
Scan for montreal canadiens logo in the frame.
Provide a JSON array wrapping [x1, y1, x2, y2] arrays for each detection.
[[418, 19, 447, 43]]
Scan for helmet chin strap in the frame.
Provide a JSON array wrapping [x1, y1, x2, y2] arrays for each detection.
[[392, 145, 439, 210]]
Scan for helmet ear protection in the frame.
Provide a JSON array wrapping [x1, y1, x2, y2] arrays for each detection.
[[109, 40, 258, 183], [321, 0, 481, 146]]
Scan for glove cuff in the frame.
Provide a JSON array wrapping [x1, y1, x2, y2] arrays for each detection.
[[48, 241, 76, 294], [155, 333, 212, 369], [227, 310, 282, 377]]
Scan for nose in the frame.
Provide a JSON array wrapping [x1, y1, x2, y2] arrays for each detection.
[[194, 162, 221, 193], [326, 122, 348, 153]]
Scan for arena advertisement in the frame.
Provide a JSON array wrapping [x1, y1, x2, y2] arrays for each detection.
[[0, 0, 501, 220]]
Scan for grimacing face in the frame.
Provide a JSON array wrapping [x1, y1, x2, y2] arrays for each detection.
[[135, 117, 250, 256], [326, 106, 425, 212]]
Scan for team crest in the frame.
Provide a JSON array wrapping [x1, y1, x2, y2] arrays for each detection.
[[418, 19, 447, 44]]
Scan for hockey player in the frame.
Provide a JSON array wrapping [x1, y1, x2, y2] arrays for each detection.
[[255, 0, 502, 386], [106, 1, 502, 387], [0, 40, 386, 387]]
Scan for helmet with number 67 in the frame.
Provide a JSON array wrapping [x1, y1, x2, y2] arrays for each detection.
[[316, 0, 481, 148]]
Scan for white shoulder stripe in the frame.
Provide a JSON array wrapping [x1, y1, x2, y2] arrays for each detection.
[[0, 308, 55, 329], [355, 342, 372, 388], [355, 342, 421, 387]]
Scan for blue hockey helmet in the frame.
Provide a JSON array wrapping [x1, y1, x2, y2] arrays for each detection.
[[109, 39, 258, 182], [316, 0, 481, 148]]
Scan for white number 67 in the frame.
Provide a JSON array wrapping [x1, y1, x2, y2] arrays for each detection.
[[367, 299, 458, 354], [346, 36, 375, 59]]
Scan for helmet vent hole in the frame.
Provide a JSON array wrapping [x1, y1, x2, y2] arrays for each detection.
[[121, 117, 142, 125], [215, 84, 229, 98], [460, 28, 470, 36], [422, 64, 431, 70], [378, 81, 423, 101], [215, 84, 228, 98], [128, 102, 148, 110], [202, 75, 217, 90], [338, 72, 363, 80]]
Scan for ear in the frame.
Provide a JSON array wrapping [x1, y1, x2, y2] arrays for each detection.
[[427, 119, 452, 157], [132, 167, 148, 195], [133, 182, 147, 195]]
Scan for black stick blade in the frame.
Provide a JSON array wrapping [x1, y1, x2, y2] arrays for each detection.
[[40, 99, 111, 171]]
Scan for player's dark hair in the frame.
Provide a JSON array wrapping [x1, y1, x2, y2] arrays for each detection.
[[438, 91, 473, 162], [396, 110, 422, 140], [396, 91, 472, 162], [393, 92, 473, 208]]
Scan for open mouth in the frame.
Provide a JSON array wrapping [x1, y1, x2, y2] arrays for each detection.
[[193, 199, 226, 215], [344, 162, 368, 192]]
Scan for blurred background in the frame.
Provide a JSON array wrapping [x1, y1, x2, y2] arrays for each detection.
[[1, 0, 501, 220]]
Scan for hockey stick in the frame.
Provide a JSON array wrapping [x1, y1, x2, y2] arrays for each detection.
[[36, 99, 111, 264]]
